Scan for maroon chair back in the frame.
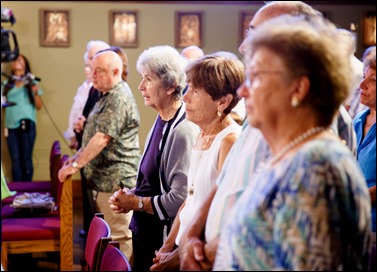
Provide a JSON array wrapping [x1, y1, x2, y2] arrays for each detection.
[[50, 141, 62, 202], [49, 140, 61, 175], [56, 154, 68, 208], [2, 143, 62, 218], [99, 241, 132, 271], [83, 213, 111, 271]]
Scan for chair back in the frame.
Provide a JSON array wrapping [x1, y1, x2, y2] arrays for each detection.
[[49, 140, 61, 171], [56, 154, 68, 207], [84, 213, 112, 271], [49, 140, 61, 202], [99, 241, 132, 271]]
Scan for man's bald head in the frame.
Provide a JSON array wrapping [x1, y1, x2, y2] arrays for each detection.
[[181, 45, 204, 61], [253, 1, 320, 26], [91, 50, 123, 92], [239, 1, 321, 54], [95, 50, 123, 70]]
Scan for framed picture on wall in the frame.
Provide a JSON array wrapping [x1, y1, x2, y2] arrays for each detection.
[[39, 9, 70, 47], [109, 10, 138, 47], [175, 11, 203, 48], [239, 11, 254, 45], [363, 12, 376, 46]]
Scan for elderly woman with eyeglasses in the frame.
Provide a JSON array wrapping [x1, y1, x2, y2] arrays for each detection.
[[214, 15, 371, 271]]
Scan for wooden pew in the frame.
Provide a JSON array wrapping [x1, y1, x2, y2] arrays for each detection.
[[1, 155, 73, 271]]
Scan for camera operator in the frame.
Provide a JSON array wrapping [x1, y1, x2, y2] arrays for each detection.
[[1, 54, 43, 181]]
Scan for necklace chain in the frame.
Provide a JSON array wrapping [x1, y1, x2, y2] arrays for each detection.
[[188, 119, 223, 195], [270, 126, 325, 165]]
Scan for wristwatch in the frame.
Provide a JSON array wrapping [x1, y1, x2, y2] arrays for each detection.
[[72, 161, 81, 170], [138, 196, 144, 212]]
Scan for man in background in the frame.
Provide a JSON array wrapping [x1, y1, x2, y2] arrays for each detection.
[[58, 50, 140, 261], [69, 40, 110, 237], [180, 45, 204, 61], [180, 45, 204, 96]]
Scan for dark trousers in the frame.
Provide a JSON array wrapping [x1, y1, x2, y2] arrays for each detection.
[[131, 218, 164, 272], [80, 169, 96, 232], [6, 121, 36, 181]]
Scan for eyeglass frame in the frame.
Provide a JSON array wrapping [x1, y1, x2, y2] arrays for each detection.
[[245, 70, 285, 88]]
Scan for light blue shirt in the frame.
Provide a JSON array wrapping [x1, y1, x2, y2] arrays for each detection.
[[1, 79, 42, 129], [353, 108, 376, 231]]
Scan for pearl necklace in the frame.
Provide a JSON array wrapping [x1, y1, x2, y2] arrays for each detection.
[[270, 126, 326, 165]]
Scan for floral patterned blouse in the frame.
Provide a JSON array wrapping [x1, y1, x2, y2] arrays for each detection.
[[214, 137, 371, 271]]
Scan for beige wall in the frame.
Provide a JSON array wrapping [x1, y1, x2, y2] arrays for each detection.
[[1, 1, 375, 181]]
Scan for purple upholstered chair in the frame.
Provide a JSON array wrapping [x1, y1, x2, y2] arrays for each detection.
[[81, 213, 112, 271], [2, 140, 61, 206], [1, 154, 73, 271], [100, 241, 132, 271], [2, 141, 62, 218]]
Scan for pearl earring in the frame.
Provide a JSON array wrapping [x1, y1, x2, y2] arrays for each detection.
[[291, 96, 299, 107], [217, 111, 221, 117]]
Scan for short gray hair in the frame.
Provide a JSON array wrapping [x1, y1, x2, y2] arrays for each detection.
[[86, 40, 110, 51], [136, 45, 188, 98]]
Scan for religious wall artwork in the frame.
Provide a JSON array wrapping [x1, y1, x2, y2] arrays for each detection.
[[363, 12, 376, 46], [239, 11, 253, 45], [40, 9, 70, 47], [175, 11, 203, 48], [110, 10, 138, 47]]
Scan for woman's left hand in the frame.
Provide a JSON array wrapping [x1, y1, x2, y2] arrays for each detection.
[[109, 189, 135, 213]]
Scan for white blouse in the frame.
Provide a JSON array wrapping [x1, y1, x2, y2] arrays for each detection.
[[175, 122, 241, 245]]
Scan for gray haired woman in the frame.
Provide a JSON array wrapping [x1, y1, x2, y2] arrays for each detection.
[[109, 45, 198, 271]]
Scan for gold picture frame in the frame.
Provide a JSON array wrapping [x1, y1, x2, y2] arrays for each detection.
[[109, 10, 138, 48], [363, 13, 376, 46], [39, 9, 70, 47], [175, 11, 203, 48], [239, 11, 254, 45]]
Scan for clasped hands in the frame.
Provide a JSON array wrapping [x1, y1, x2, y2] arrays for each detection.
[[73, 115, 86, 134], [178, 237, 215, 271], [151, 244, 179, 271], [109, 188, 135, 214]]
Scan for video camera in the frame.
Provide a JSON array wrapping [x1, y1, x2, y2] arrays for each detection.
[[1, 7, 19, 62], [1, 71, 41, 85]]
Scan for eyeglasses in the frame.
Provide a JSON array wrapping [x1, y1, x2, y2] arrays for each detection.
[[245, 70, 285, 88], [91, 67, 108, 75]]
